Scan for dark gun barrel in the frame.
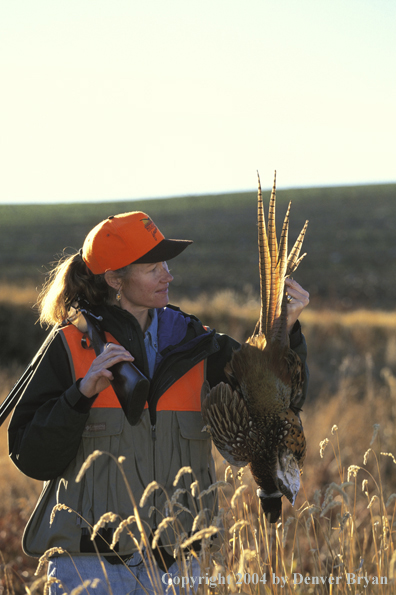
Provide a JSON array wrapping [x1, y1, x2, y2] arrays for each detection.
[[77, 308, 150, 426]]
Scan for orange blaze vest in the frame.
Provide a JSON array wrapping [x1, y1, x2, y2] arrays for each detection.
[[60, 325, 205, 413]]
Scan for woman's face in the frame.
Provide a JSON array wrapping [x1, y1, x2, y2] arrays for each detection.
[[119, 261, 174, 312]]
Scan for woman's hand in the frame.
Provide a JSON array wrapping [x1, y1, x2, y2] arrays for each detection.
[[79, 343, 135, 398], [285, 279, 310, 334]]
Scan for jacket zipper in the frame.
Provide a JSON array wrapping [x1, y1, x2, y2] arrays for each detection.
[[148, 329, 219, 532], [151, 423, 157, 530]]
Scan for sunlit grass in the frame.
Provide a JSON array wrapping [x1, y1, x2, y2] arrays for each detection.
[[2, 282, 396, 327], [2, 354, 396, 593], [2, 287, 396, 592], [177, 290, 396, 328]]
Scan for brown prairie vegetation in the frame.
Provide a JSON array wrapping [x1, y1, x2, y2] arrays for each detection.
[[1, 286, 396, 592]]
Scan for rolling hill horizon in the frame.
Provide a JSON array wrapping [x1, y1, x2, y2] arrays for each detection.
[[1, 181, 395, 311]]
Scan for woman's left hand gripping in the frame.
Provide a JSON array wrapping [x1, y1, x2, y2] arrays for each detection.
[[286, 278, 310, 333]]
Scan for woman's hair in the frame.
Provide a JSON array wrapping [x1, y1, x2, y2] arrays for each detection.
[[37, 251, 130, 328]]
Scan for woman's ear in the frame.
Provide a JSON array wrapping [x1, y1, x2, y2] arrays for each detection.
[[104, 270, 121, 292]]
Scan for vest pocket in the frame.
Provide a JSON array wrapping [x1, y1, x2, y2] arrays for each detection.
[[175, 411, 217, 529], [176, 411, 214, 489], [176, 410, 210, 440]]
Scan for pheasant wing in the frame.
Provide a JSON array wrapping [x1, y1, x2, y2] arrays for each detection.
[[201, 380, 257, 467]]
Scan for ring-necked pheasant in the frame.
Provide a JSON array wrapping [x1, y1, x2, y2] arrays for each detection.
[[201, 172, 308, 523]]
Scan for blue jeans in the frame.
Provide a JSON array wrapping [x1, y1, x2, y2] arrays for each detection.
[[47, 552, 201, 595]]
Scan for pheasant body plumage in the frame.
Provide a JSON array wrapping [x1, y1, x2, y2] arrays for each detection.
[[202, 172, 308, 523]]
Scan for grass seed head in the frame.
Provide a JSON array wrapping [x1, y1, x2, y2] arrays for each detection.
[[91, 512, 119, 540], [36, 547, 66, 575], [319, 438, 329, 458], [139, 481, 161, 507], [224, 465, 233, 481], [367, 495, 379, 509], [347, 465, 361, 481], [173, 466, 194, 487], [111, 515, 138, 549], [363, 448, 372, 465], [199, 480, 229, 499], [231, 485, 248, 509], [180, 526, 218, 548], [49, 504, 73, 525], [190, 480, 199, 497], [75, 450, 104, 483], [152, 516, 176, 549]]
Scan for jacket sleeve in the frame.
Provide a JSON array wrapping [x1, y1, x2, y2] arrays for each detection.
[[205, 331, 240, 388], [8, 332, 93, 481], [288, 321, 309, 410], [206, 321, 309, 410]]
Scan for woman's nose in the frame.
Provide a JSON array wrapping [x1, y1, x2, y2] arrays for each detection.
[[162, 263, 174, 282]]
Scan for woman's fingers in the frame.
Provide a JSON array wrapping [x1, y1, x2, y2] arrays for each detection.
[[101, 343, 135, 363], [285, 279, 310, 333], [285, 278, 310, 305], [79, 344, 134, 398]]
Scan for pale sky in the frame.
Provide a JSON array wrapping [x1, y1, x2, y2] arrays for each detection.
[[0, 0, 395, 204]]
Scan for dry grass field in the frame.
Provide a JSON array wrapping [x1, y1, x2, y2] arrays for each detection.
[[1, 182, 396, 593], [1, 286, 396, 593]]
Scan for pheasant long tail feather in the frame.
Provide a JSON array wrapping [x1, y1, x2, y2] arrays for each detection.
[[267, 172, 281, 333], [271, 201, 291, 344], [255, 171, 308, 343], [257, 172, 271, 336], [286, 219, 309, 277]]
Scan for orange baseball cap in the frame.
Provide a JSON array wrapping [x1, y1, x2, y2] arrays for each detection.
[[82, 211, 192, 274]]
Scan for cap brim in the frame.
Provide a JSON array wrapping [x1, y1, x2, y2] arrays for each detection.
[[132, 238, 193, 264]]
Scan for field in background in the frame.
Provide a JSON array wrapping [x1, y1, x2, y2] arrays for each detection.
[[1, 182, 396, 310], [1, 182, 396, 592]]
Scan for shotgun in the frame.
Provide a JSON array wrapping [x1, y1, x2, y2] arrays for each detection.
[[70, 301, 150, 425], [0, 299, 150, 427]]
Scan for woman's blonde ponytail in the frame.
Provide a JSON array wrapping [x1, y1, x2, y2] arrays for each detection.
[[37, 251, 110, 327]]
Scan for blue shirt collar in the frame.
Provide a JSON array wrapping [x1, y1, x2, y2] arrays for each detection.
[[145, 308, 158, 346]]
